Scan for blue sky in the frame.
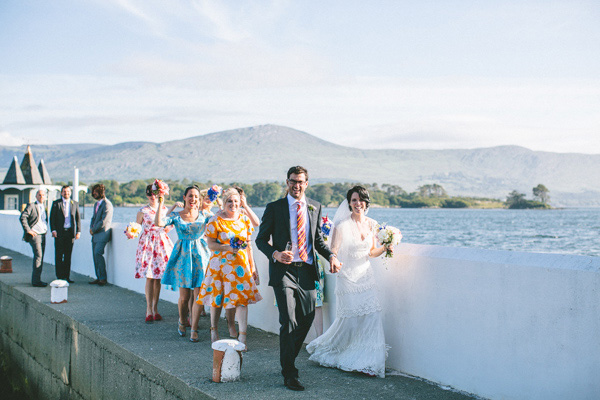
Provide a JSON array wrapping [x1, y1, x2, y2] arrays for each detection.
[[1, 0, 599, 153]]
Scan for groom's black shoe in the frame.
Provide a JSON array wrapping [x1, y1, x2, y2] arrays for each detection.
[[284, 377, 305, 391]]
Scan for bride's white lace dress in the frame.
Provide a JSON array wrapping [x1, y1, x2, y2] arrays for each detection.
[[306, 217, 388, 377]]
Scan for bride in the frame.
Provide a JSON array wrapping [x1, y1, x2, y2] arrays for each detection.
[[306, 185, 393, 378]]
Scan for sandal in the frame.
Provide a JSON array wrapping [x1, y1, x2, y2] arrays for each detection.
[[177, 320, 186, 337], [238, 331, 247, 352], [210, 326, 219, 343], [190, 329, 199, 343]]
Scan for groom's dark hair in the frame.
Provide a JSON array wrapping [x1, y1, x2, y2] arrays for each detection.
[[287, 166, 308, 180]]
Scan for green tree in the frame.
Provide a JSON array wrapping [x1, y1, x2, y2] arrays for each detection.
[[506, 190, 526, 207], [418, 184, 447, 198], [532, 184, 550, 204]]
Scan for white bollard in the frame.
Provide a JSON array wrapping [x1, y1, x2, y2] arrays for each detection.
[[50, 280, 69, 304], [211, 339, 246, 382]]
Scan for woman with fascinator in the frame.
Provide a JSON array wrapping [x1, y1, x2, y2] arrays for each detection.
[[306, 185, 393, 378]]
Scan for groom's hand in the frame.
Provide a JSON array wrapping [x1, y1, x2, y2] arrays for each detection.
[[273, 250, 293, 264], [330, 257, 342, 273]]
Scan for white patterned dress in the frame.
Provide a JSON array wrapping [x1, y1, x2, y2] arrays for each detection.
[[134, 205, 174, 279], [306, 217, 388, 377]]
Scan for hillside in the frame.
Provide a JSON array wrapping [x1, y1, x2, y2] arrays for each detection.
[[1, 125, 599, 206]]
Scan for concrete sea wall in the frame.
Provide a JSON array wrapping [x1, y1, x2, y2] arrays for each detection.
[[1, 211, 599, 400]]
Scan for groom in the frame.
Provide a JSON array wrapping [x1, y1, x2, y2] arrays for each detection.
[[256, 166, 342, 391]]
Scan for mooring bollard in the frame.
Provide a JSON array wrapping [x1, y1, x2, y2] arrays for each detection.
[[211, 339, 246, 382], [0, 256, 13, 273], [50, 280, 69, 304]]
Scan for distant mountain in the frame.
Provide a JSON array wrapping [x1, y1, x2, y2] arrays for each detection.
[[1, 125, 599, 206]]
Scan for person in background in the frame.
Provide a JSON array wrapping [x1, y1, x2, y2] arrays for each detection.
[[135, 184, 178, 323], [20, 189, 49, 287], [89, 183, 113, 286], [50, 185, 81, 283], [198, 188, 262, 348], [155, 186, 213, 342]]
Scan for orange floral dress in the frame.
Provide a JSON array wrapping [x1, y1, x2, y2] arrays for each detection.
[[197, 214, 262, 309]]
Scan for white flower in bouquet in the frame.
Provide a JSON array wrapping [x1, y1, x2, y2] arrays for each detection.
[[124, 222, 142, 239], [376, 224, 402, 258]]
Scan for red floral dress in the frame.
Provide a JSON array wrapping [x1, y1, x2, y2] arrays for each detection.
[[135, 205, 174, 279]]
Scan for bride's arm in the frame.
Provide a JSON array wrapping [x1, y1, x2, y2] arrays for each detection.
[[368, 219, 391, 258]]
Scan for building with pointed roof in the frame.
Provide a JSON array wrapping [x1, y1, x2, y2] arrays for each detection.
[[0, 146, 62, 211]]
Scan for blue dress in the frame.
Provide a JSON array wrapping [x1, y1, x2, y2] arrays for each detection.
[[161, 210, 212, 288]]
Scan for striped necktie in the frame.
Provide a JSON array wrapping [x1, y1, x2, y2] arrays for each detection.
[[296, 202, 308, 262]]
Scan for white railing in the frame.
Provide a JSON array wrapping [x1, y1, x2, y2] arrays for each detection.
[[1, 211, 598, 400]]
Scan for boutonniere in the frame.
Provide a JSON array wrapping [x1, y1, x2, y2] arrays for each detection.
[[308, 204, 316, 212]]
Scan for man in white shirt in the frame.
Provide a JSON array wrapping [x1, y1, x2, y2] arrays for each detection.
[[256, 166, 342, 391], [50, 185, 81, 282], [19, 189, 49, 287]]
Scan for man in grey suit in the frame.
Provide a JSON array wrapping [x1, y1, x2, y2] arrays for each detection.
[[88, 183, 113, 286], [19, 189, 49, 287]]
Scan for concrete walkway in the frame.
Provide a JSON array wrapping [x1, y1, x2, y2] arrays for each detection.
[[0, 246, 481, 400]]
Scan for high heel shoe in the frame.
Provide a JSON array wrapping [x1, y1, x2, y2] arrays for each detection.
[[177, 320, 186, 337], [190, 329, 199, 343], [210, 326, 219, 343], [238, 331, 247, 352], [153, 313, 162, 321], [145, 314, 154, 324]]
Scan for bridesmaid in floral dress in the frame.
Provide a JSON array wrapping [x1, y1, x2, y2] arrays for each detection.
[[198, 188, 262, 348], [155, 185, 214, 342], [135, 184, 177, 323]]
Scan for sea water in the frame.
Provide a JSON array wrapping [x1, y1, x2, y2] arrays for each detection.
[[84, 206, 600, 257]]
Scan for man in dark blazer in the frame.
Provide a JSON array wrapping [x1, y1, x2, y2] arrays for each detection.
[[88, 183, 113, 286], [50, 185, 81, 282], [19, 189, 49, 287], [256, 166, 342, 391]]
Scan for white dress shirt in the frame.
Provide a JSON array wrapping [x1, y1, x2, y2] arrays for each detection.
[[287, 194, 313, 264], [62, 198, 71, 229], [31, 202, 47, 235]]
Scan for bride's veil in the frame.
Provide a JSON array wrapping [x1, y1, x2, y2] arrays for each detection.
[[329, 199, 351, 257], [332, 199, 351, 225]]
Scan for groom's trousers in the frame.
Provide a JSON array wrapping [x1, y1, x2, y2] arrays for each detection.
[[273, 263, 316, 379]]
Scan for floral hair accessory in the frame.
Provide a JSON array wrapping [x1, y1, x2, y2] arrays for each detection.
[[207, 185, 222, 202], [124, 222, 142, 239], [152, 179, 169, 197]]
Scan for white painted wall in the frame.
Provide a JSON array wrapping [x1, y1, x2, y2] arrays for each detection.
[[1, 211, 599, 400]]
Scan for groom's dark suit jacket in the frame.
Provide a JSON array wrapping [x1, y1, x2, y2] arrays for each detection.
[[256, 196, 333, 287]]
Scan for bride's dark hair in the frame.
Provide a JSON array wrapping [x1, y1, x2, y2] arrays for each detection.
[[346, 185, 370, 211]]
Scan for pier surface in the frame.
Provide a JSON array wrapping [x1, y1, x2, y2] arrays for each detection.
[[0, 246, 479, 400]]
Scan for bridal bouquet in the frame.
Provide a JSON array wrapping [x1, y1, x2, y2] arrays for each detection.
[[376, 224, 402, 258], [152, 179, 170, 197], [124, 222, 142, 239], [229, 236, 248, 251], [207, 185, 222, 202], [321, 215, 332, 240]]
